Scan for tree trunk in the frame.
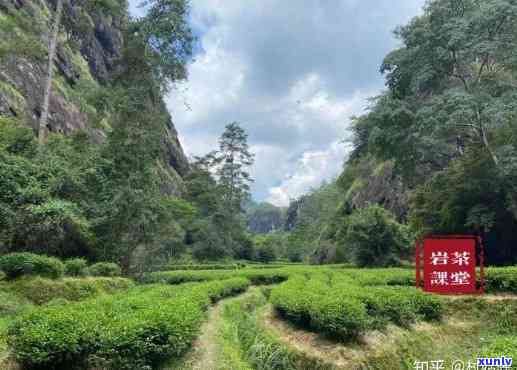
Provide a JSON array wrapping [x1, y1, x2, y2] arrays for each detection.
[[120, 251, 132, 276], [480, 124, 499, 166], [38, 0, 63, 145], [506, 191, 517, 222]]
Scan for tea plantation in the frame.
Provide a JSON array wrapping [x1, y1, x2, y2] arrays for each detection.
[[1, 254, 517, 369]]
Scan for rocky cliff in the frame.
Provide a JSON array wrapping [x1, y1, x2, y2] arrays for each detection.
[[344, 160, 409, 220], [0, 0, 189, 191]]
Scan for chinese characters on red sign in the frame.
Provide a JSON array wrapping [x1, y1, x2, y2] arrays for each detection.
[[422, 238, 477, 294]]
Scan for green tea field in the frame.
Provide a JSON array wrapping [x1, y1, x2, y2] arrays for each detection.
[[2, 263, 517, 369]]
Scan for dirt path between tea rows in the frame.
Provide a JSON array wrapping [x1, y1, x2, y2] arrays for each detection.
[[164, 302, 224, 370]]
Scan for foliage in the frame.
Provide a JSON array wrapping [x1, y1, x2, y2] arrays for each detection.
[[204, 122, 255, 211], [255, 244, 277, 264], [284, 181, 344, 263], [324, 0, 517, 268], [219, 289, 332, 370], [187, 219, 226, 261], [342, 205, 411, 267], [252, 235, 278, 263], [485, 267, 517, 293], [409, 151, 517, 265], [93, 21, 194, 271], [0, 276, 134, 305], [134, 0, 194, 91], [0, 291, 31, 316], [162, 263, 241, 271], [0, 253, 64, 280], [64, 258, 88, 276], [184, 123, 255, 261], [270, 271, 442, 341], [0, 2, 46, 61], [139, 268, 290, 285], [87, 262, 122, 277], [246, 201, 285, 234], [8, 278, 249, 369], [0, 126, 100, 258]]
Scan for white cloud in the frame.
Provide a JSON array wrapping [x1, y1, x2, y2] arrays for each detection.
[[266, 141, 351, 207], [136, 0, 428, 202]]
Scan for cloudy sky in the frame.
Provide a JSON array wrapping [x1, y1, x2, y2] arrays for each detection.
[[129, 1, 425, 206]]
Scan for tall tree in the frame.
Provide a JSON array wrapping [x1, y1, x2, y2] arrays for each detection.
[[213, 122, 255, 214], [200, 122, 255, 256], [39, 0, 64, 145], [96, 0, 194, 272], [137, 0, 194, 91], [371, 0, 517, 219]]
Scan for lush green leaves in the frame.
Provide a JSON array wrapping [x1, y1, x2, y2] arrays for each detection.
[[87, 262, 122, 277], [8, 278, 249, 369], [64, 258, 88, 277], [0, 253, 64, 280], [342, 205, 411, 267], [270, 271, 442, 341]]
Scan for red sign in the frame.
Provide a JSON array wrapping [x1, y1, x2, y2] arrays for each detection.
[[417, 237, 479, 294]]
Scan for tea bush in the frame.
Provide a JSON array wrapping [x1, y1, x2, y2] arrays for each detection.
[[140, 268, 290, 285], [270, 271, 443, 340], [0, 253, 64, 279], [0, 276, 134, 305], [163, 263, 240, 271], [485, 267, 517, 293], [0, 291, 31, 316], [8, 278, 250, 369], [64, 258, 88, 276], [339, 268, 414, 286], [87, 262, 122, 277], [480, 335, 517, 359]]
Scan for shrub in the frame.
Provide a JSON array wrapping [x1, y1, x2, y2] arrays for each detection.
[[344, 205, 410, 267], [486, 267, 517, 293], [64, 258, 88, 276], [0, 291, 31, 316], [480, 335, 517, 359], [139, 269, 290, 286], [255, 243, 277, 263], [8, 278, 250, 369], [270, 271, 443, 341], [163, 263, 240, 271], [1, 276, 134, 305], [270, 275, 368, 340], [0, 252, 64, 279], [309, 295, 369, 339], [87, 262, 122, 277]]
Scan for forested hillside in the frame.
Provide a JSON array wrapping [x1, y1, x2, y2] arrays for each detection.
[[3, 0, 516, 271], [285, 0, 517, 266], [0, 0, 260, 272]]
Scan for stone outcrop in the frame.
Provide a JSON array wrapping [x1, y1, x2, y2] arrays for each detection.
[[345, 160, 409, 220], [0, 0, 189, 192]]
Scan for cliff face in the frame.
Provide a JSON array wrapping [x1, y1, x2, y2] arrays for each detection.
[[0, 0, 189, 191], [344, 160, 409, 220]]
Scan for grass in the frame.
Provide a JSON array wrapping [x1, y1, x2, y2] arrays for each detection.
[[217, 287, 335, 370]]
